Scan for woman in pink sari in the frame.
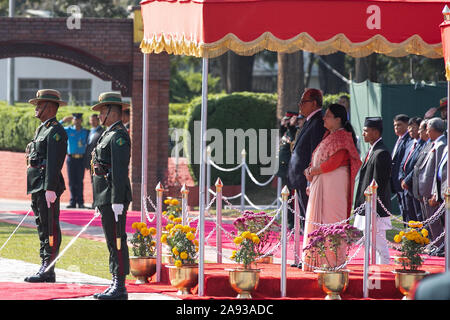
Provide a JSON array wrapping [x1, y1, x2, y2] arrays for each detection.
[[301, 104, 362, 271]]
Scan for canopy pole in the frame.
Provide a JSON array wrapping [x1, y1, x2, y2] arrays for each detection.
[[446, 81, 449, 272], [198, 57, 209, 297], [141, 53, 150, 223]]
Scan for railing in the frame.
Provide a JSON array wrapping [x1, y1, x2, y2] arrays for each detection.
[[141, 174, 447, 298]]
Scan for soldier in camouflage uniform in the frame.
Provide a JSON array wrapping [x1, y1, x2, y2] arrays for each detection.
[[24, 89, 68, 283], [90, 92, 132, 300]]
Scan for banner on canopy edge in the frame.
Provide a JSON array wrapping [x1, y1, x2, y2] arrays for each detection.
[[440, 20, 450, 80]]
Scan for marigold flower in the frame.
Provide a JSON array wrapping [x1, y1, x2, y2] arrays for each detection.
[[132, 222, 139, 230], [172, 247, 179, 256], [394, 234, 402, 243], [175, 260, 182, 268], [194, 240, 199, 246], [140, 228, 150, 237], [180, 252, 188, 260], [234, 236, 243, 245], [149, 227, 156, 236], [421, 229, 428, 237], [168, 214, 174, 221], [186, 232, 195, 241], [164, 199, 171, 205], [183, 225, 191, 233], [161, 234, 167, 243], [165, 223, 174, 231], [174, 217, 182, 224], [241, 231, 251, 239], [171, 199, 179, 206], [252, 236, 260, 244]]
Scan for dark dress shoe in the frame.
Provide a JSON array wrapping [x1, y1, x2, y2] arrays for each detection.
[[93, 275, 116, 299], [77, 204, 86, 209], [24, 261, 55, 283], [67, 204, 76, 209], [96, 274, 128, 300]]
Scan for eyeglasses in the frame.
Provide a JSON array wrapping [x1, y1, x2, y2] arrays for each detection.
[[299, 99, 313, 105]]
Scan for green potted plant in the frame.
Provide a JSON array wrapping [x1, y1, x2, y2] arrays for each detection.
[[129, 222, 157, 284]]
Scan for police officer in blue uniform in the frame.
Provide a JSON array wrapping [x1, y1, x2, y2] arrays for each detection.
[[60, 113, 89, 208]]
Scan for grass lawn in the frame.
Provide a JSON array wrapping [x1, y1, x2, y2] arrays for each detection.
[[0, 222, 115, 280]]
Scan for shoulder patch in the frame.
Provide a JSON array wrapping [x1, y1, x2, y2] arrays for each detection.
[[53, 133, 61, 141], [116, 137, 125, 146]]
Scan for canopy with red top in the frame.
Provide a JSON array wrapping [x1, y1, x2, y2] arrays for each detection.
[[140, 0, 446, 58]]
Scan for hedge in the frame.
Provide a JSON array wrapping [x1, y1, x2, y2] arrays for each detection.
[[0, 102, 97, 152], [184, 92, 278, 186]]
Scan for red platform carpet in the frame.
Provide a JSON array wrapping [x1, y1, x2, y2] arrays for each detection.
[[0, 263, 444, 300]]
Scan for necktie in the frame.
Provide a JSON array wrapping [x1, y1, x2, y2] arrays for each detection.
[[403, 142, 417, 171], [392, 137, 401, 157], [364, 148, 371, 165]]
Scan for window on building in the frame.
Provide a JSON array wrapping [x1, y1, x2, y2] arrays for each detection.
[[19, 79, 92, 105]]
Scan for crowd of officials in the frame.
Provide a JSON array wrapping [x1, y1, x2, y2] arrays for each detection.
[[277, 89, 447, 262]]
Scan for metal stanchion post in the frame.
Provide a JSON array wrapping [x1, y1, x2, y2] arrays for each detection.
[[277, 177, 282, 209], [181, 184, 189, 226], [363, 185, 373, 299], [155, 182, 164, 282], [294, 190, 301, 266], [215, 178, 223, 264], [281, 185, 289, 297], [445, 187, 450, 271], [240, 149, 246, 213], [370, 180, 378, 264], [206, 146, 211, 214]]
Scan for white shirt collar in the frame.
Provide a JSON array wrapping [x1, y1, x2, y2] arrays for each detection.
[[306, 108, 322, 122]]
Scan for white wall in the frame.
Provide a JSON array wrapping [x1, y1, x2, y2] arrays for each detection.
[[0, 57, 112, 103]]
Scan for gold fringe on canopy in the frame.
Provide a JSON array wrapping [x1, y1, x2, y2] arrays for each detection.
[[140, 32, 442, 58]]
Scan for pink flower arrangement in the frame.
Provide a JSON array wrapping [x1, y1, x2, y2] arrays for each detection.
[[233, 210, 281, 256], [304, 224, 362, 269]]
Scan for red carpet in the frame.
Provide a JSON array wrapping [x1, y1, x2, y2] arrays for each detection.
[[0, 263, 444, 300]]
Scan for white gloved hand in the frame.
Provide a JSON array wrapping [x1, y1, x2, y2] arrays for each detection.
[[112, 203, 124, 222], [45, 190, 57, 208]]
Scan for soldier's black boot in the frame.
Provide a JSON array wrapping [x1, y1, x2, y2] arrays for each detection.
[[24, 260, 56, 283], [97, 274, 128, 300], [93, 274, 116, 299]]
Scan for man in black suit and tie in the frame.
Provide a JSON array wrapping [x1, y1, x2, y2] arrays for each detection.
[[287, 88, 326, 230], [391, 114, 412, 222], [400, 118, 427, 221], [353, 117, 392, 264]]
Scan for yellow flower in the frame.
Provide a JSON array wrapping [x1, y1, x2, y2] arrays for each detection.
[[164, 199, 171, 205], [399, 231, 405, 237], [194, 240, 199, 246], [171, 199, 179, 206], [161, 234, 167, 243], [190, 227, 197, 233], [150, 240, 156, 246], [424, 237, 430, 244], [140, 228, 150, 237], [183, 225, 191, 233], [234, 236, 243, 245], [174, 218, 182, 224], [168, 214, 174, 221], [180, 252, 188, 260], [175, 260, 182, 268], [394, 234, 402, 243], [241, 231, 251, 239], [149, 227, 156, 236], [174, 224, 183, 231], [186, 232, 195, 241], [172, 247, 179, 256], [162, 211, 167, 215], [230, 250, 236, 259], [165, 223, 174, 231], [408, 221, 423, 229], [421, 229, 428, 237], [132, 222, 139, 230], [252, 236, 260, 244]]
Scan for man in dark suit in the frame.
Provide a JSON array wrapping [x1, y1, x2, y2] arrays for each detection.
[[353, 117, 392, 264], [400, 118, 427, 222], [287, 88, 326, 230], [391, 114, 412, 222]]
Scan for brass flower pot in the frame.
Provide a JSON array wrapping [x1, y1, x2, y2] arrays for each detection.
[[227, 268, 261, 299], [314, 269, 350, 300], [392, 269, 429, 300], [129, 256, 156, 284], [258, 255, 273, 264], [167, 264, 198, 295]]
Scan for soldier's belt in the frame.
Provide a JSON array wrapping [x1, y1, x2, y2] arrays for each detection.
[[27, 159, 46, 168], [69, 154, 84, 159], [93, 163, 111, 176]]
